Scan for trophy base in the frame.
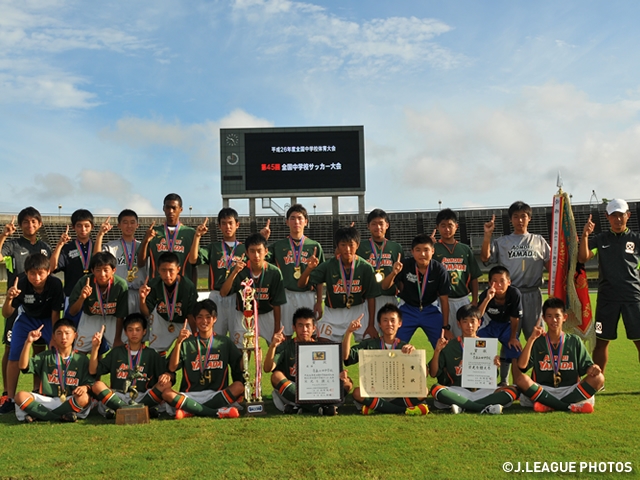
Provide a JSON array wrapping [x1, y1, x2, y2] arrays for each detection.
[[116, 405, 150, 425], [242, 401, 266, 417]]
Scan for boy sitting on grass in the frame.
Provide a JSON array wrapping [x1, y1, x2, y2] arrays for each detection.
[[429, 304, 518, 414], [514, 298, 604, 413], [89, 313, 170, 419], [15, 318, 93, 423], [343, 303, 429, 415]]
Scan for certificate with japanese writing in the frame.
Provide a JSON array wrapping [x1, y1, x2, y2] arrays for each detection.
[[461, 337, 498, 389], [296, 342, 343, 403], [358, 350, 426, 398]]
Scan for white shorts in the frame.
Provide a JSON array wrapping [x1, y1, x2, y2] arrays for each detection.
[[519, 383, 595, 408], [448, 296, 472, 338], [317, 303, 370, 343], [433, 385, 512, 410], [231, 309, 275, 348], [272, 388, 296, 412], [127, 289, 141, 315], [76, 313, 125, 353], [148, 308, 192, 353], [15, 392, 91, 421], [281, 290, 316, 336], [96, 390, 166, 416], [207, 290, 240, 338], [165, 390, 240, 416]]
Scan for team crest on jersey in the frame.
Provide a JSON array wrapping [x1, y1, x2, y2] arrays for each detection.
[[626, 242, 635, 254], [595, 322, 603, 334], [41, 249, 48, 256], [24, 294, 36, 304]]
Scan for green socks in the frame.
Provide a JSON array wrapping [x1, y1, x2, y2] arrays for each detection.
[[275, 379, 296, 403], [95, 389, 128, 411], [523, 384, 570, 411]]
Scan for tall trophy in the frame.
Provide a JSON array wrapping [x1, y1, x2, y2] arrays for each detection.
[[239, 278, 266, 416], [115, 367, 150, 425]]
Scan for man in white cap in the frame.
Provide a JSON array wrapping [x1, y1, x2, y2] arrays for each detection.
[[579, 199, 640, 373]]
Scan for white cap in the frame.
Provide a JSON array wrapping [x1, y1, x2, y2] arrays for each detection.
[[606, 199, 629, 215]]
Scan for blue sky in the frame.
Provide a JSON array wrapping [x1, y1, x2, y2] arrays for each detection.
[[2, 0, 640, 216]]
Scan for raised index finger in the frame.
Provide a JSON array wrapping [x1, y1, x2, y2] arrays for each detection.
[[105, 216, 111, 224], [313, 247, 317, 256], [65, 225, 69, 235], [37, 324, 44, 332], [203, 217, 208, 226], [183, 319, 188, 329], [86, 277, 91, 286], [397, 253, 401, 262], [13, 277, 18, 288], [491, 214, 495, 223], [10, 215, 16, 225], [100, 324, 106, 335], [588, 214, 592, 222], [150, 220, 156, 229]]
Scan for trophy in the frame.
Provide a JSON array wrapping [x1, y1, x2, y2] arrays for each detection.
[[115, 367, 150, 425], [239, 278, 266, 416]]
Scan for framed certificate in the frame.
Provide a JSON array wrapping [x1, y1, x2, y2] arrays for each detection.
[[358, 349, 427, 398], [461, 337, 498, 389], [296, 342, 343, 404]]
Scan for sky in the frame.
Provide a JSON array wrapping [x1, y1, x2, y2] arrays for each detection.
[[2, 0, 640, 216]]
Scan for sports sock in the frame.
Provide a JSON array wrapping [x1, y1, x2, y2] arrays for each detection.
[[499, 359, 510, 384], [389, 397, 425, 409], [170, 394, 217, 417], [431, 385, 486, 412], [140, 387, 164, 407], [560, 381, 598, 404], [205, 388, 239, 409], [95, 389, 128, 411], [20, 397, 58, 421], [51, 397, 85, 416], [275, 379, 296, 403], [475, 388, 517, 407], [361, 397, 406, 413], [523, 384, 569, 411]]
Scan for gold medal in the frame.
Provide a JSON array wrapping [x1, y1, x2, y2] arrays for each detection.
[[168, 323, 175, 333], [83, 270, 89, 274], [225, 270, 230, 279], [345, 295, 354, 309], [553, 372, 561, 388], [375, 269, 385, 283], [293, 267, 301, 280], [127, 266, 138, 282], [59, 386, 67, 403], [200, 375, 206, 386]]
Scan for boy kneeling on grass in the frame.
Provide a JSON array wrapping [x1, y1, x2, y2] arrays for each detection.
[[15, 318, 94, 423], [264, 307, 352, 416], [342, 303, 428, 415], [89, 313, 170, 419], [429, 304, 518, 414], [514, 298, 603, 413]]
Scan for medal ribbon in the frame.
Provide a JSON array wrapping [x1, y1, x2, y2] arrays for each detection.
[[288, 235, 306, 268], [162, 278, 180, 322], [55, 349, 72, 396], [75, 239, 93, 271], [545, 332, 565, 379], [121, 238, 136, 271], [164, 222, 181, 252], [380, 338, 400, 350], [339, 257, 356, 300], [222, 241, 239, 271], [250, 263, 265, 290], [127, 345, 143, 387], [415, 263, 430, 307], [196, 333, 215, 376], [95, 278, 112, 319], [369, 238, 387, 270]]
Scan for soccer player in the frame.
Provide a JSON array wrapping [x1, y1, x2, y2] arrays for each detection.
[[268, 204, 325, 337], [382, 234, 450, 347], [343, 303, 429, 415], [162, 299, 243, 419], [430, 304, 518, 414], [433, 208, 482, 338], [356, 209, 404, 326], [89, 313, 170, 419], [68, 251, 128, 353], [94, 210, 147, 315], [298, 226, 380, 342], [578, 199, 640, 373], [514, 298, 604, 413], [14, 319, 94, 422], [188, 207, 246, 338], [139, 252, 197, 354], [221, 233, 286, 347]]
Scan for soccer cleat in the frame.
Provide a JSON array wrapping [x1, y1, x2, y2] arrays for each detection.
[[450, 404, 463, 414], [533, 402, 554, 413], [0, 399, 15, 415], [318, 405, 338, 416], [104, 409, 116, 420], [149, 406, 160, 419], [24, 414, 35, 424], [480, 404, 503, 415], [405, 404, 429, 416], [283, 404, 302, 415], [0, 394, 9, 407], [570, 403, 594, 414], [60, 413, 77, 423], [217, 406, 240, 419], [361, 405, 376, 415], [175, 409, 193, 420]]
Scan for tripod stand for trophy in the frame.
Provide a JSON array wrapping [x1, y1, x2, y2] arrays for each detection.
[[240, 278, 265, 416]]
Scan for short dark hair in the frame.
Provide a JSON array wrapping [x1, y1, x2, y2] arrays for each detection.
[[508, 201, 532, 218], [292, 307, 316, 326], [334, 227, 360, 248], [89, 251, 117, 270], [118, 209, 138, 223], [24, 253, 50, 272], [218, 207, 239, 224], [158, 252, 180, 267], [18, 207, 42, 226], [245, 233, 268, 250], [54, 318, 77, 333], [71, 209, 94, 226], [488, 265, 510, 282], [286, 204, 308, 220], [164, 193, 183, 207], [377, 303, 402, 323], [436, 208, 457, 225], [456, 304, 482, 322], [367, 208, 389, 225], [194, 299, 218, 317], [123, 313, 147, 331], [542, 297, 566, 316], [411, 234, 434, 249]]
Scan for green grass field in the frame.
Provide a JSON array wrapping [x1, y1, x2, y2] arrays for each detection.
[[0, 295, 639, 479]]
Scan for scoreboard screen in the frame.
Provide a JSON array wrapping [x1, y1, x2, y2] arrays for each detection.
[[220, 126, 365, 197]]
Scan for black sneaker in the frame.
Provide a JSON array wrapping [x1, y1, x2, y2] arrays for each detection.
[[319, 405, 338, 416], [0, 399, 15, 415], [105, 408, 116, 420], [60, 412, 77, 423], [284, 404, 302, 415], [149, 406, 160, 419]]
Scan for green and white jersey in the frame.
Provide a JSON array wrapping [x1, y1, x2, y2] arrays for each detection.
[[268, 236, 325, 292], [356, 239, 404, 296], [173, 334, 243, 392], [229, 263, 287, 314], [95, 345, 167, 392], [523, 333, 593, 388], [344, 337, 408, 366], [432, 338, 465, 387], [144, 224, 196, 279], [434, 241, 482, 299], [69, 274, 128, 318], [308, 256, 380, 309], [27, 349, 94, 398], [144, 276, 197, 324], [199, 241, 246, 291], [273, 338, 300, 382]]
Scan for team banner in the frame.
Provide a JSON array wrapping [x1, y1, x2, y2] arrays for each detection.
[[549, 190, 595, 351]]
